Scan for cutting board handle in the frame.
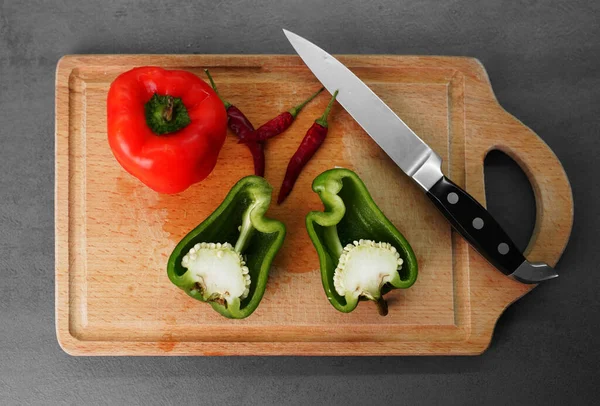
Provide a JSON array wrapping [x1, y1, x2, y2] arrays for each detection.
[[484, 115, 574, 268]]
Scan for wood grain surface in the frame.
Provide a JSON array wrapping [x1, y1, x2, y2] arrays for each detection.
[[55, 55, 573, 356]]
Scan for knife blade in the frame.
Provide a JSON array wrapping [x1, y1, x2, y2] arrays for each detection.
[[283, 28, 557, 284]]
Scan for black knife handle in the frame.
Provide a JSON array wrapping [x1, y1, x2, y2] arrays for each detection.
[[426, 176, 525, 275]]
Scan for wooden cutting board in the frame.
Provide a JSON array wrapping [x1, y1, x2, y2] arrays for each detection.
[[55, 55, 573, 356]]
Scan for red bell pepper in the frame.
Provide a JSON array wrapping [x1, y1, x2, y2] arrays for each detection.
[[107, 67, 228, 194]]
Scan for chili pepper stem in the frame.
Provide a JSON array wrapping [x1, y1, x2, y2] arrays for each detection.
[[204, 69, 232, 109], [288, 87, 325, 118], [315, 90, 339, 128], [375, 297, 389, 316]]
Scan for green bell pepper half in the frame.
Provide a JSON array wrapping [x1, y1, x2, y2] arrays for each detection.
[[306, 168, 418, 315], [167, 175, 286, 319]]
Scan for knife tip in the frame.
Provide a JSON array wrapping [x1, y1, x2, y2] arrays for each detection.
[[282, 28, 297, 40]]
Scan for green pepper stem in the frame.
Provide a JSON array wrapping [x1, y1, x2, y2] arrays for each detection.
[[288, 87, 324, 118], [234, 204, 256, 253], [315, 90, 338, 128], [323, 225, 344, 259], [145, 93, 191, 135], [204, 69, 231, 109], [375, 297, 389, 316]]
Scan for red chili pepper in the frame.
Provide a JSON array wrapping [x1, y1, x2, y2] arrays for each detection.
[[278, 90, 338, 204], [204, 70, 266, 177], [246, 141, 265, 178], [239, 87, 324, 144]]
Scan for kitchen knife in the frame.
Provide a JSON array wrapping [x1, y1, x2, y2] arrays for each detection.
[[283, 29, 557, 284]]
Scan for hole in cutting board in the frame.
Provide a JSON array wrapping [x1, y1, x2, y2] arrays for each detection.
[[484, 150, 536, 252]]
